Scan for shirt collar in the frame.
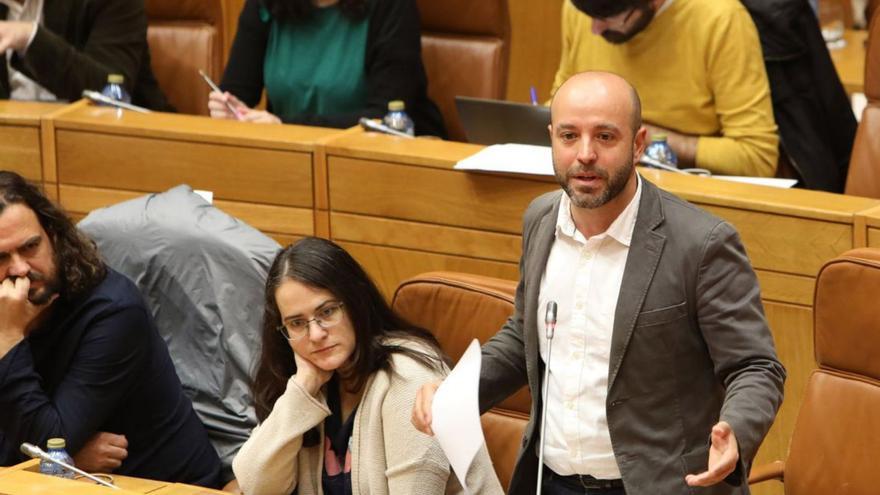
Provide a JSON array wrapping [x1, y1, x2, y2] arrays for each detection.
[[555, 173, 643, 247]]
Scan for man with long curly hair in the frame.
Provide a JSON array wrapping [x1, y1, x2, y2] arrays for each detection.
[[0, 171, 221, 487]]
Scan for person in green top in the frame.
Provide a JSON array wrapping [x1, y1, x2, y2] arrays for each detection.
[[208, 0, 446, 137]]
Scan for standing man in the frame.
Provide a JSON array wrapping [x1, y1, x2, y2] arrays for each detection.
[[0, 171, 220, 486], [414, 72, 785, 494], [552, 0, 778, 177], [0, 0, 170, 109]]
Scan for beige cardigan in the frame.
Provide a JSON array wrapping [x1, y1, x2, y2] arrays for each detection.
[[232, 344, 503, 495]]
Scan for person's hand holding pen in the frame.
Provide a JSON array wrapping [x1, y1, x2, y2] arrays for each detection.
[[208, 91, 281, 124], [207, 90, 281, 124], [201, 69, 281, 124]]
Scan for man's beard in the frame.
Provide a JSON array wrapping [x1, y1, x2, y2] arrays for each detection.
[[600, 5, 656, 44], [554, 154, 635, 209], [25, 271, 60, 305]]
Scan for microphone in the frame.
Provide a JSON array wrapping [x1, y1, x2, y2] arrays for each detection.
[[81, 90, 151, 114], [358, 117, 415, 139], [535, 300, 558, 494], [20, 443, 120, 489]]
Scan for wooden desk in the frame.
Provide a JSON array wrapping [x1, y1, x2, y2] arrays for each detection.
[[0, 101, 64, 196], [830, 28, 868, 95], [48, 103, 344, 244], [324, 131, 557, 296], [0, 460, 227, 495]]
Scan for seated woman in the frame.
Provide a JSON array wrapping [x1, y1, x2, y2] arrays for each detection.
[[232, 237, 501, 494], [208, 0, 446, 137]]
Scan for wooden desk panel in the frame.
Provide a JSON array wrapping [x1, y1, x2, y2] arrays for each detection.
[[0, 124, 42, 180], [329, 157, 555, 234], [0, 466, 164, 494], [331, 213, 522, 264], [49, 104, 340, 239], [56, 130, 313, 208], [860, 205, 880, 247], [59, 184, 314, 240], [0, 101, 64, 183], [338, 241, 519, 300]]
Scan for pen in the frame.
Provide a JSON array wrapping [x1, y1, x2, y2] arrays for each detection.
[[199, 69, 242, 120], [529, 86, 539, 106]]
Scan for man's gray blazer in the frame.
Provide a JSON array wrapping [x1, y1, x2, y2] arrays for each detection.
[[479, 178, 786, 494]]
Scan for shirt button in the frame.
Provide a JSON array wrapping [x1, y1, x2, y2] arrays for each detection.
[[582, 251, 593, 260], [566, 401, 575, 410], [576, 303, 584, 310]]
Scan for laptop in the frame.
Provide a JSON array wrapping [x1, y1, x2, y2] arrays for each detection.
[[455, 96, 551, 146]]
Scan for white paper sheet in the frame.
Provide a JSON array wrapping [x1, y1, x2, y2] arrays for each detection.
[[431, 339, 484, 494], [455, 145, 797, 189], [454, 144, 554, 176], [712, 176, 798, 188]]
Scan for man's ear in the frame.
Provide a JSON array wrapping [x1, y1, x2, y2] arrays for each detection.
[[633, 125, 648, 159]]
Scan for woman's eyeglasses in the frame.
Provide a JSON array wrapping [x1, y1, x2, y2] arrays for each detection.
[[277, 302, 345, 341]]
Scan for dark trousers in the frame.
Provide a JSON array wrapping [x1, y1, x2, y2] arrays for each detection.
[[542, 466, 626, 495]]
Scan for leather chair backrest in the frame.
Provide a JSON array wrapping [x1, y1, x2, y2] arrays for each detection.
[[416, 0, 511, 142], [844, 8, 880, 197], [145, 0, 225, 115], [783, 248, 880, 493], [392, 272, 530, 490], [868, 0, 879, 24]]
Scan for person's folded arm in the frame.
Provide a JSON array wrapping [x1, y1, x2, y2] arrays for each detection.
[[220, 0, 269, 108], [13, 0, 146, 101], [232, 377, 329, 495], [695, 8, 779, 177], [0, 305, 152, 459]]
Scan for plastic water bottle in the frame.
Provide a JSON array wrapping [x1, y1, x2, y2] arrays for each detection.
[[40, 438, 76, 479], [645, 134, 678, 167], [99, 74, 131, 105], [383, 100, 415, 136]]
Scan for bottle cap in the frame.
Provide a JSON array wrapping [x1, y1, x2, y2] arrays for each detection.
[[388, 100, 405, 111], [47, 438, 66, 449], [651, 133, 668, 141], [107, 74, 124, 84]]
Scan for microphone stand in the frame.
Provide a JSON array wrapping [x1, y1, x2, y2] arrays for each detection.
[[20, 443, 120, 490], [535, 301, 558, 494]]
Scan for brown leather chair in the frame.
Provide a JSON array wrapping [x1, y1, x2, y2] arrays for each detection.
[[844, 8, 880, 197], [749, 248, 880, 492], [416, 0, 511, 142], [145, 0, 225, 115], [392, 271, 529, 491]]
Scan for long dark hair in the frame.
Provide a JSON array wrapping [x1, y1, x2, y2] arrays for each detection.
[[260, 0, 367, 22], [0, 172, 106, 302], [252, 237, 446, 426]]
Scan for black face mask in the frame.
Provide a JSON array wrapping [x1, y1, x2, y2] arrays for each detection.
[[599, 4, 657, 45]]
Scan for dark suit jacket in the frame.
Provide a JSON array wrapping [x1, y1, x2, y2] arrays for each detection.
[[0, 269, 220, 486], [0, 0, 171, 110], [479, 179, 786, 494], [742, 0, 856, 192]]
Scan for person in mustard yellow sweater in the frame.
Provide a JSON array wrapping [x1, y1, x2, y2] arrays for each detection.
[[552, 0, 779, 177]]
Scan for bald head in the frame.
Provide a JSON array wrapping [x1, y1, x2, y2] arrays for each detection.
[[551, 71, 642, 135]]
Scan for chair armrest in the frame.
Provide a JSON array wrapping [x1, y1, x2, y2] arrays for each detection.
[[748, 460, 785, 484]]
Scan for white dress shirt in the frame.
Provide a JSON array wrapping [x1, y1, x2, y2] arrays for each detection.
[[1, 0, 56, 101], [537, 175, 642, 479]]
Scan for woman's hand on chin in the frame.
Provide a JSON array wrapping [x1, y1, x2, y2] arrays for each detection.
[[293, 350, 333, 396]]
